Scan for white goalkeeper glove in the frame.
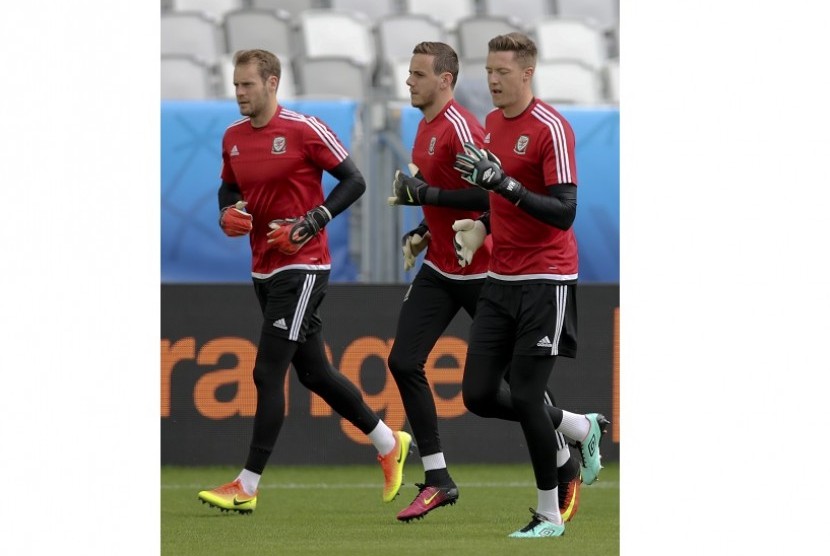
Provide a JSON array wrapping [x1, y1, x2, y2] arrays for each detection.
[[401, 221, 431, 271], [452, 219, 486, 268]]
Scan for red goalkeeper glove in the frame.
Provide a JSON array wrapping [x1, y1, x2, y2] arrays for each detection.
[[266, 205, 332, 255], [219, 201, 253, 237]]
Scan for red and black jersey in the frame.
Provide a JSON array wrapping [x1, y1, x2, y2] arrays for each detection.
[[221, 106, 349, 278], [412, 99, 491, 278], [484, 98, 579, 281]]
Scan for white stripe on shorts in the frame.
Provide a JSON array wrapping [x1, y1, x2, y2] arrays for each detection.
[[289, 274, 316, 341], [551, 284, 567, 356]]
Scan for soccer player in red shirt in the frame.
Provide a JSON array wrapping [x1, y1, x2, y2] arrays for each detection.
[[387, 42, 583, 523], [451, 33, 609, 538], [197, 49, 411, 514]]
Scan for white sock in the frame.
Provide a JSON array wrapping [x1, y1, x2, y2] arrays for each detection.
[[368, 420, 396, 455], [421, 452, 447, 472], [236, 469, 260, 495], [536, 487, 563, 525], [558, 411, 591, 443]]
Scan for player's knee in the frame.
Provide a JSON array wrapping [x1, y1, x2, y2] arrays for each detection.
[[295, 366, 325, 391], [462, 386, 492, 417], [252, 363, 272, 389], [387, 350, 418, 380]]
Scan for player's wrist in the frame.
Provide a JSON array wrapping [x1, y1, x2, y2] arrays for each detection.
[[494, 177, 527, 205], [307, 205, 332, 234], [421, 186, 440, 205]]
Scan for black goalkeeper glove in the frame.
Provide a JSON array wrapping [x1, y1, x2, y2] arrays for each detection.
[[453, 142, 527, 204], [388, 163, 440, 206]]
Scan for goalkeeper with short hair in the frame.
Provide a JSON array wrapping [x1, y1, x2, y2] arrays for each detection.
[[386, 41, 584, 524], [197, 49, 411, 515], [450, 32, 609, 538]]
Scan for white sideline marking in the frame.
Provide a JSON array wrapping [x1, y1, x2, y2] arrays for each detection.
[[164, 481, 618, 490]]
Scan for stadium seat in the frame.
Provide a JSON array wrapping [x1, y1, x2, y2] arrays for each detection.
[[403, 0, 476, 31], [295, 56, 371, 99], [218, 53, 298, 100], [249, 0, 324, 20], [456, 15, 527, 62], [532, 59, 602, 105], [297, 9, 376, 68], [223, 8, 295, 57], [481, 0, 553, 28], [161, 54, 216, 99], [170, 0, 244, 19], [330, 0, 399, 24], [161, 11, 225, 67], [555, 0, 619, 32], [534, 17, 607, 70]]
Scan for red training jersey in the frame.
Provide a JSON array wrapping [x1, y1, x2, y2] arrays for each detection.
[[412, 99, 490, 278], [483, 98, 579, 281], [220, 105, 350, 278]]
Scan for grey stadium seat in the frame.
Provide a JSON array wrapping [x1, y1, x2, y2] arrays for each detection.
[[534, 16, 607, 70], [295, 56, 370, 99], [161, 54, 215, 99], [403, 0, 476, 31], [533, 59, 603, 105], [170, 0, 245, 19], [297, 9, 376, 68], [161, 11, 225, 67], [223, 8, 295, 57], [481, 0, 553, 27], [329, 0, 399, 24], [249, 0, 324, 21], [456, 15, 527, 62]]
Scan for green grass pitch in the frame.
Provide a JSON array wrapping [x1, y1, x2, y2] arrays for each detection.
[[162, 462, 619, 555]]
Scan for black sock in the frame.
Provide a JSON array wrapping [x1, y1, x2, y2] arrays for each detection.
[[425, 468, 454, 488]]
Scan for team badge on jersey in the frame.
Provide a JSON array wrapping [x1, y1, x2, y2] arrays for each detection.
[[428, 136, 436, 155], [271, 136, 286, 154], [514, 135, 529, 155]]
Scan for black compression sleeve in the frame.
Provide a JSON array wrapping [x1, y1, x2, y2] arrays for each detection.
[[323, 158, 367, 218], [218, 181, 243, 210], [433, 187, 490, 211], [515, 183, 577, 230], [412, 171, 490, 210]]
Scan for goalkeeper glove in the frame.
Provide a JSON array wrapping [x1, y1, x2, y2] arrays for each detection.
[[388, 163, 439, 206], [266, 205, 332, 255], [401, 222, 431, 271], [453, 142, 527, 204], [219, 200, 253, 237], [452, 218, 486, 268]]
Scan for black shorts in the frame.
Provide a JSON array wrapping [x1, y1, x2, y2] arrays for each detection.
[[467, 279, 577, 358], [253, 269, 329, 343]]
